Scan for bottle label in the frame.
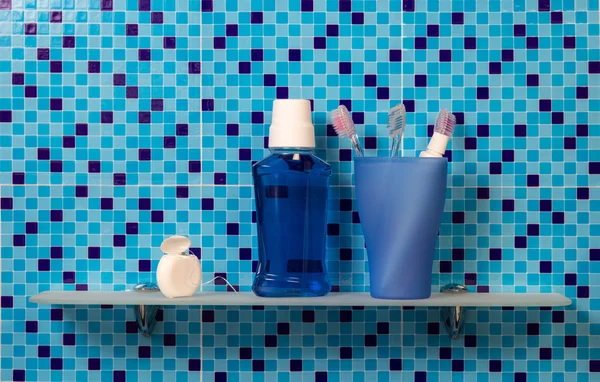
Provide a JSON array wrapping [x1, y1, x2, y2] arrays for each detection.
[[265, 185, 289, 198], [287, 260, 324, 273]]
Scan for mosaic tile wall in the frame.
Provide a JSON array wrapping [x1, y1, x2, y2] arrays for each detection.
[[0, 0, 599, 380]]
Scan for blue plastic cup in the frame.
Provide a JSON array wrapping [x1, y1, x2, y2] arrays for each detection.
[[354, 157, 448, 299]]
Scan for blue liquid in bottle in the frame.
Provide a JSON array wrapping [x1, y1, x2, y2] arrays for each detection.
[[252, 149, 332, 297]]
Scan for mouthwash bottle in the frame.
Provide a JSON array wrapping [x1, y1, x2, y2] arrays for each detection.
[[252, 99, 332, 297]]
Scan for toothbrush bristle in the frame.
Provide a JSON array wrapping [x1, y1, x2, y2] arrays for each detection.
[[433, 109, 456, 137], [330, 105, 356, 138], [388, 103, 406, 138]]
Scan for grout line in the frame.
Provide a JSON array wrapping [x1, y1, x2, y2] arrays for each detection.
[[399, 5, 405, 353], [197, 22, 203, 382], [0, 184, 598, 189], [0, 184, 2, 359]]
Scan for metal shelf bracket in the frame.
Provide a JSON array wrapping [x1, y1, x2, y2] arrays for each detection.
[[440, 283, 468, 339], [133, 283, 161, 336]]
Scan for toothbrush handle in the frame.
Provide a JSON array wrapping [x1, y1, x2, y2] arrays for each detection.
[[390, 135, 402, 157], [350, 134, 364, 157]]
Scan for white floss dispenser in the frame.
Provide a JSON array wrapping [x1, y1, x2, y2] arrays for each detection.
[[156, 235, 201, 298]]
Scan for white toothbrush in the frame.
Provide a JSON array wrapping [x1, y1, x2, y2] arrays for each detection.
[[331, 105, 364, 157], [388, 103, 406, 157], [419, 109, 456, 158]]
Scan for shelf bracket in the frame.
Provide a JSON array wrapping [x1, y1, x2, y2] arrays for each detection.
[[440, 283, 468, 339], [133, 283, 161, 336]]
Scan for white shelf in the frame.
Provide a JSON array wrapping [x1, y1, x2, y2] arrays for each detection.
[[29, 290, 571, 338], [29, 291, 571, 307]]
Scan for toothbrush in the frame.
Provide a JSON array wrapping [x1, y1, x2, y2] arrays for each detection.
[[388, 103, 406, 157], [331, 105, 364, 157], [419, 109, 456, 158]]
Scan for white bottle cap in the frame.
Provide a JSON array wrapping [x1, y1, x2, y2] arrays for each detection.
[[268, 99, 315, 149], [160, 235, 191, 255]]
